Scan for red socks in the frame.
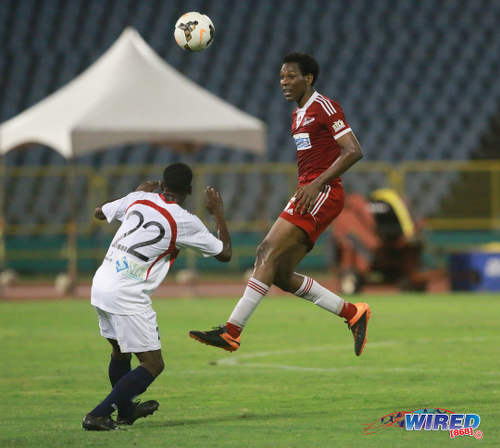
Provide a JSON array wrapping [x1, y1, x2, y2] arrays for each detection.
[[339, 302, 357, 321], [226, 322, 242, 338]]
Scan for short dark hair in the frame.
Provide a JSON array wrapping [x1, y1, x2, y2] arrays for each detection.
[[162, 163, 192, 194], [282, 53, 319, 85]]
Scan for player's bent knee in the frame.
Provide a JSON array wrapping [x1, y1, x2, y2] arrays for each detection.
[[255, 239, 281, 267], [154, 359, 165, 376], [142, 359, 164, 377], [136, 350, 165, 377], [255, 240, 268, 260]]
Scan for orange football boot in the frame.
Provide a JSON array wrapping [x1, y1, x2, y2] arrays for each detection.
[[189, 325, 240, 352], [346, 302, 371, 356]]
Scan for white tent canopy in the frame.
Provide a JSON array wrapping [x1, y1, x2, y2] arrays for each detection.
[[0, 28, 266, 157]]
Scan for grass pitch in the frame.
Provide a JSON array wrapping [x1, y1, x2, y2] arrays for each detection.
[[1, 293, 498, 447]]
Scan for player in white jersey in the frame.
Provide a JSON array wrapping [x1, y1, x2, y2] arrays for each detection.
[[82, 163, 231, 431]]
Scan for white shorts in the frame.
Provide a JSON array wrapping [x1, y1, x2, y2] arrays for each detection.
[[95, 306, 161, 353]]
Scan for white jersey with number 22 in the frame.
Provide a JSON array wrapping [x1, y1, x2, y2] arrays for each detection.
[[91, 191, 223, 315]]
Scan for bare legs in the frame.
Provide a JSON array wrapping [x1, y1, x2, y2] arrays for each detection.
[[227, 218, 347, 332]]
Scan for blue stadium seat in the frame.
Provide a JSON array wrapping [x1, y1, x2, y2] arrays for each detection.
[[2, 0, 500, 228]]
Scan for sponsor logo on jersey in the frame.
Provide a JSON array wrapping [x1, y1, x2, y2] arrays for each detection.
[[302, 117, 315, 126], [293, 133, 312, 150], [116, 256, 129, 272], [127, 260, 148, 280], [295, 110, 306, 128], [115, 256, 147, 280], [332, 119, 346, 132]]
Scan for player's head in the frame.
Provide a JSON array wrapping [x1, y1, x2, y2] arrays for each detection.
[[281, 53, 319, 103], [162, 163, 193, 198], [283, 53, 319, 85]]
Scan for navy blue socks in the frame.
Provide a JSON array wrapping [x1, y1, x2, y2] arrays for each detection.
[[108, 356, 131, 387], [90, 366, 155, 417]]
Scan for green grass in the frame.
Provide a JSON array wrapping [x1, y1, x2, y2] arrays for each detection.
[[0, 293, 498, 447]]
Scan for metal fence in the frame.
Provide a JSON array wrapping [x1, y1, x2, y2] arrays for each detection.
[[1, 160, 500, 274]]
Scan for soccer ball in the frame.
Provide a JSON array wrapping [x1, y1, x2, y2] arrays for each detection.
[[174, 12, 215, 52]]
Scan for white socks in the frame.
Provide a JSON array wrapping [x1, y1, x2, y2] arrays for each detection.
[[227, 277, 270, 328], [227, 275, 344, 329], [294, 274, 344, 315]]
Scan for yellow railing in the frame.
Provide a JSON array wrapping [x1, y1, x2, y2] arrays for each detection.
[[2, 160, 500, 235], [398, 160, 500, 230]]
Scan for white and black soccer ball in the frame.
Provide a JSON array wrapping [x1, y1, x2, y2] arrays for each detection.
[[174, 12, 215, 52]]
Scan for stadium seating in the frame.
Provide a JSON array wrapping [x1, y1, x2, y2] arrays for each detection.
[[2, 0, 500, 228]]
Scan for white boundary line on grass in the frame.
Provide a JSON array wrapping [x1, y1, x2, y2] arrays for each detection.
[[215, 336, 497, 374]]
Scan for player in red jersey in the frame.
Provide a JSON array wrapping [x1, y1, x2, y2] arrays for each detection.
[[190, 53, 370, 356]]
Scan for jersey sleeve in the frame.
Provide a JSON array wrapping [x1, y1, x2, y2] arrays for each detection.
[[101, 192, 148, 223], [321, 101, 352, 140], [175, 213, 224, 258]]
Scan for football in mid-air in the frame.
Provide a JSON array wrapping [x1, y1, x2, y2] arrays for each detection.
[[174, 12, 215, 52]]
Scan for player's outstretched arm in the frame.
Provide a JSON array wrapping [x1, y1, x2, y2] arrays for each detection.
[[205, 186, 232, 262], [295, 132, 363, 214], [93, 181, 159, 222], [94, 181, 158, 221]]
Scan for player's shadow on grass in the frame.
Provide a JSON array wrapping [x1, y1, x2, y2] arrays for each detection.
[[146, 411, 322, 428]]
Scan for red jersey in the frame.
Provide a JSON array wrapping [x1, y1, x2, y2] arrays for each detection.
[[291, 91, 352, 186]]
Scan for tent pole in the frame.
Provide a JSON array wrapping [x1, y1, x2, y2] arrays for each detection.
[[66, 158, 78, 295], [0, 153, 6, 296]]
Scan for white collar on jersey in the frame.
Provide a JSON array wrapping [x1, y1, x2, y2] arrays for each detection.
[[295, 91, 319, 128], [296, 90, 319, 113]]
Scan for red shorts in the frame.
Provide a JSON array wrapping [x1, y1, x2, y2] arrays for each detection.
[[279, 183, 345, 245]]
